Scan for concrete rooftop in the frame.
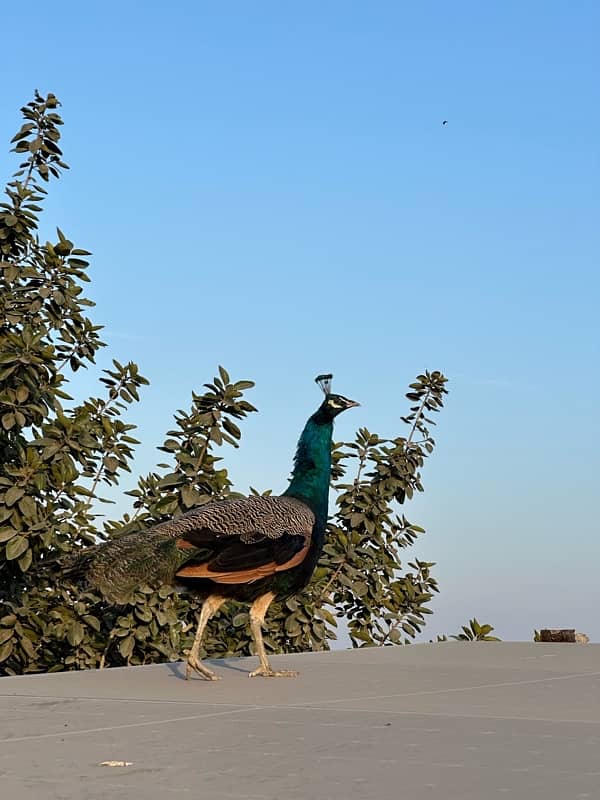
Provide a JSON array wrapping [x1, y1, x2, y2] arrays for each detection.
[[1, 642, 599, 799]]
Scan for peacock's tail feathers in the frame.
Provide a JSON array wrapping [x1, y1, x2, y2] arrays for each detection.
[[68, 530, 201, 605]]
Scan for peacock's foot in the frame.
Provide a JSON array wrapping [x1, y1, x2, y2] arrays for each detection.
[[184, 652, 221, 681], [249, 666, 299, 678]]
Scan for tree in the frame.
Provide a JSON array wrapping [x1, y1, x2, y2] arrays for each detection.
[[0, 92, 448, 675]]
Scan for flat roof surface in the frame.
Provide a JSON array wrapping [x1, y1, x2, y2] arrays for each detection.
[[1, 642, 599, 799]]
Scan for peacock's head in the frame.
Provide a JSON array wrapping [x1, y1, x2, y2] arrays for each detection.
[[314, 374, 360, 421]]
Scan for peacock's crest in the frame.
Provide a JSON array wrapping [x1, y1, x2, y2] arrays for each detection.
[[315, 373, 333, 395]]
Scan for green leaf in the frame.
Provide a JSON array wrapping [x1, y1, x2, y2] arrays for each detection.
[[5, 486, 24, 506], [134, 607, 152, 623], [2, 413, 16, 431], [0, 527, 17, 543], [0, 628, 13, 645], [83, 615, 101, 632], [18, 495, 37, 519], [159, 473, 184, 489], [181, 484, 199, 508], [389, 628, 402, 643], [19, 635, 35, 658], [161, 439, 179, 452], [18, 548, 33, 572], [15, 385, 29, 402], [67, 621, 84, 646], [5, 536, 28, 560], [0, 641, 13, 662], [222, 418, 241, 439], [119, 635, 134, 659]]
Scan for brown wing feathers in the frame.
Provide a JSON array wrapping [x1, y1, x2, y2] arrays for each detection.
[[170, 495, 314, 585], [175, 542, 311, 583]]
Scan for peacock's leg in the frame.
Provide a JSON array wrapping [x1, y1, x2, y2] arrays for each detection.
[[185, 594, 227, 681], [248, 591, 299, 678]]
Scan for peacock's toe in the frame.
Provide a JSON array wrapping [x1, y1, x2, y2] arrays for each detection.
[[184, 653, 221, 681], [249, 667, 299, 678]]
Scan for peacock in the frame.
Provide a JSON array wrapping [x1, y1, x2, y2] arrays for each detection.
[[72, 374, 359, 680]]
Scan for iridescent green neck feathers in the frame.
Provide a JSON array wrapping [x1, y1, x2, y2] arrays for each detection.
[[283, 413, 333, 522]]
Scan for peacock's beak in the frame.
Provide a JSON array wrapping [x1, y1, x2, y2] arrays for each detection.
[[344, 399, 360, 408]]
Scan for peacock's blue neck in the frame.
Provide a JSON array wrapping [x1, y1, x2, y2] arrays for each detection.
[[283, 414, 332, 524]]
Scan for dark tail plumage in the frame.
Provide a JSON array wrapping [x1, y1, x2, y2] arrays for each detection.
[[62, 531, 193, 604]]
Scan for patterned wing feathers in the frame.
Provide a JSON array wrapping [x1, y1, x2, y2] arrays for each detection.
[[158, 495, 314, 542]]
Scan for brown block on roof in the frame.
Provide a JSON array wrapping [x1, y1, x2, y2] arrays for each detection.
[[539, 629, 576, 642]]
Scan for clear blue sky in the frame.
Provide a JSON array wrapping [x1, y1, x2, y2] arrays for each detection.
[[2, 2, 599, 642]]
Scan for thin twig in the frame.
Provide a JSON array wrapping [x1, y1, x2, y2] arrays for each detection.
[[405, 389, 432, 447]]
